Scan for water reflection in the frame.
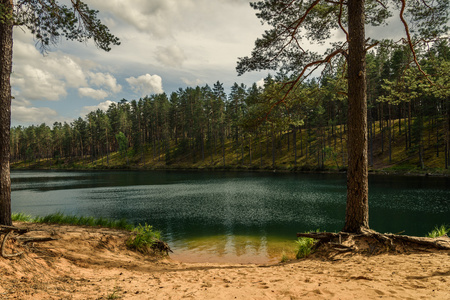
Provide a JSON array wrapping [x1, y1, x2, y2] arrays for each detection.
[[11, 170, 450, 263]]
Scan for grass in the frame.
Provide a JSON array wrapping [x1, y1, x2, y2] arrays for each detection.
[[126, 223, 161, 254], [295, 237, 316, 259], [12, 212, 134, 230], [426, 225, 449, 238], [11, 212, 33, 222], [280, 251, 289, 263]]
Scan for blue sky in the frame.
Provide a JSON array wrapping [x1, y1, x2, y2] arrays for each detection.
[[10, 0, 413, 127]]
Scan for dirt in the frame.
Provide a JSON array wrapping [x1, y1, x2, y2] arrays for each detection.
[[0, 222, 449, 299]]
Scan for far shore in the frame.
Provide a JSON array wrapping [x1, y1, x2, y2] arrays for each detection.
[[11, 164, 450, 178]]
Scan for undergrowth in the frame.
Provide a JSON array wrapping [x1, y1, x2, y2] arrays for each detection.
[[427, 225, 449, 238], [12, 212, 134, 230], [125, 223, 161, 254], [295, 237, 316, 259], [295, 229, 320, 259]]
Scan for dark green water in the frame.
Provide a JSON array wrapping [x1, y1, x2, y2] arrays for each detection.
[[11, 170, 449, 263]]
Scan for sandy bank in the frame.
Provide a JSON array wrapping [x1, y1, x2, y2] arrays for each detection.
[[0, 222, 449, 299]]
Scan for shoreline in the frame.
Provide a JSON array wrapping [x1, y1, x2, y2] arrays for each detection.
[[1, 222, 449, 299], [11, 164, 450, 178]]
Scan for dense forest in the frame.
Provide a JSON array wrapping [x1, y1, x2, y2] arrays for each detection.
[[10, 41, 450, 172]]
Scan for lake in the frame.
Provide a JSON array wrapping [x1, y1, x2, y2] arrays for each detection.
[[11, 170, 450, 263]]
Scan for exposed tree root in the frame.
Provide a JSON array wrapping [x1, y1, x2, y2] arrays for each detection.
[[1, 225, 60, 258], [297, 229, 450, 257], [1, 226, 29, 258], [152, 239, 173, 255]]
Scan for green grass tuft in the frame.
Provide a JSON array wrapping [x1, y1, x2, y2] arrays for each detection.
[[126, 223, 161, 254], [12, 212, 33, 222], [15, 212, 134, 231], [295, 229, 320, 259], [295, 237, 315, 259], [427, 225, 449, 238]]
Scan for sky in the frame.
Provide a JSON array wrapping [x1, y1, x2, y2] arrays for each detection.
[[10, 0, 411, 127], [11, 0, 274, 127]]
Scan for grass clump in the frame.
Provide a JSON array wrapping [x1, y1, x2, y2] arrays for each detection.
[[295, 237, 315, 259], [295, 229, 320, 259], [14, 211, 133, 231], [12, 212, 33, 222], [427, 225, 449, 238], [126, 223, 161, 254], [280, 251, 289, 263]]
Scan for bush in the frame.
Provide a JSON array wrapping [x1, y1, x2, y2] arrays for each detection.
[[126, 223, 161, 254]]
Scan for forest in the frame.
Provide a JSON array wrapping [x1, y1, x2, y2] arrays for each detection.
[[10, 40, 450, 173]]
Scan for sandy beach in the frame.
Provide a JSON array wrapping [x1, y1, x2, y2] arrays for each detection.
[[0, 222, 449, 299]]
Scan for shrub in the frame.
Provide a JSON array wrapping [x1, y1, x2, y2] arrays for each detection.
[[295, 236, 316, 259], [126, 223, 161, 254]]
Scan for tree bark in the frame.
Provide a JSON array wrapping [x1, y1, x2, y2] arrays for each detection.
[[344, 0, 369, 233], [0, 0, 13, 226]]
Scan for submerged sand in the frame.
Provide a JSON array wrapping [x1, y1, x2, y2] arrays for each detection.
[[0, 222, 449, 299]]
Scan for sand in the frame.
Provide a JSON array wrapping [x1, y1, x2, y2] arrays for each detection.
[[0, 222, 449, 299]]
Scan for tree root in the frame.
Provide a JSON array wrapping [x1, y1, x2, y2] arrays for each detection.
[[1, 225, 58, 258], [1, 226, 29, 258], [151, 239, 173, 255], [297, 230, 450, 255]]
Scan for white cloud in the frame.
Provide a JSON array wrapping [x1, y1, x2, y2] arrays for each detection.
[[44, 55, 87, 88], [81, 100, 115, 116], [11, 37, 90, 101], [126, 74, 164, 96], [11, 64, 67, 101], [78, 87, 109, 100], [181, 77, 204, 86], [88, 72, 122, 93], [156, 45, 186, 68], [256, 78, 265, 89], [91, 0, 193, 38], [12, 106, 59, 125]]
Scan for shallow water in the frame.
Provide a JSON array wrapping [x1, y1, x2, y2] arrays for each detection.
[[11, 170, 450, 263]]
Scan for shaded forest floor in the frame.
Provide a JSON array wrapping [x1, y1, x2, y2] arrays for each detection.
[[1, 222, 449, 299]]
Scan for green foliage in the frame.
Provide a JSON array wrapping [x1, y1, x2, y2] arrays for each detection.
[[31, 212, 133, 230], [126, 223, 161, 254], [13, 0, 120, 52], [11, 212, 33, 222], [427, 225, 449, 238], [115, 132, 128, 156], [295, 231, 318, 259]]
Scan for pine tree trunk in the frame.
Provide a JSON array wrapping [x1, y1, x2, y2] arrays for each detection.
[[388, 104, 392, 163], [0, 1, 13, 226], [249, 135, 252, 166], [271, 128, 275, 169], [293, 128, 297, 166], [344, 0, 369, 233]]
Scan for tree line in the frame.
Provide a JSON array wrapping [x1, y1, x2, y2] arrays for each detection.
[[10, 40, 450, 170]]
